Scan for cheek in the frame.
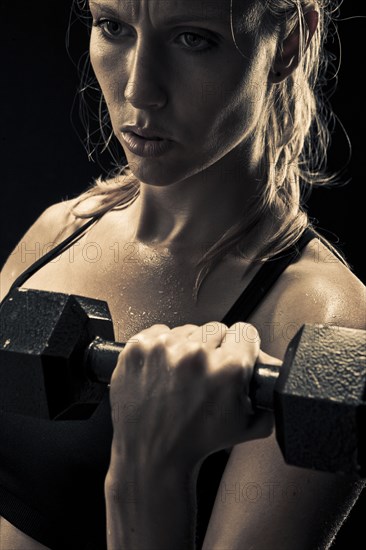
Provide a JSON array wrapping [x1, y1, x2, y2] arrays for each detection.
[[89, 34, 105, 80], [201, 64, 266, 146], [89, 38, 124, 109], [204, 34, 272, 139], [89, 31, 269, 150]]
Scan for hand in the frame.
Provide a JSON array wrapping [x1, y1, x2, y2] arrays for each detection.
[[108, 322, 276, 472]]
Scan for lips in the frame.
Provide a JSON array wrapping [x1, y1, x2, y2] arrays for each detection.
[[121, 125, 169, 140], [121, 131, 173, 157], [132, 132, 163, 141]]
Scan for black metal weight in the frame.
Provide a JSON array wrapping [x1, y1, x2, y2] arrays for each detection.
[[0, 287, 365, 477]]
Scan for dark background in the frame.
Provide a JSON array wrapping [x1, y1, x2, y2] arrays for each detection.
[[1, 1, 366, 283], [1, 1, 365, 547]]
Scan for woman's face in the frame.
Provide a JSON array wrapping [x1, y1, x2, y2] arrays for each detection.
[[89, 0, 276, 186]]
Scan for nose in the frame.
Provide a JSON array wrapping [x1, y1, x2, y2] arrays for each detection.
[[124, 39, 167, 110]]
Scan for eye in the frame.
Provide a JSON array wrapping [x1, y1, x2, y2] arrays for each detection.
[[177, 32, 216, 53], [93, 19, 217, 54], [93, 18, 126, 39]]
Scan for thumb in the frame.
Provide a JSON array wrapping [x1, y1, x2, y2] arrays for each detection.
[[257, 349, 282, 367]]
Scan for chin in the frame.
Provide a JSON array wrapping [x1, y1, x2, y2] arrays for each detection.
[[124, 158, 181, 188], [125, 164, 176, 187]]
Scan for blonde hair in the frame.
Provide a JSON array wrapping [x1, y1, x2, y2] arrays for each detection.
[[69, 0, 348, 300]]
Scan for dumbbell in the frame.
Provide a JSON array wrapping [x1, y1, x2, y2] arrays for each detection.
[[0, 287, 365, 478]]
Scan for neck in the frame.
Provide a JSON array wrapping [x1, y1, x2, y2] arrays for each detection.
[[129, 144, 268, 258]]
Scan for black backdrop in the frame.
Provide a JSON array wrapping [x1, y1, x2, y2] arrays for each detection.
[[1, 1, 365, 283], [1, 1, 365, 547]]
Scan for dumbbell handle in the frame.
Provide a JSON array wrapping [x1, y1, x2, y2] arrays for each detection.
[[84, 336, 280, 410]]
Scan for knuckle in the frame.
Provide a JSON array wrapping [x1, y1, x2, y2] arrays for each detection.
[[187, 342, 208, 359], [206, 321, 227, 331], [209, 351, 245, 380], [122, 342, 145, 364], [182, 323, 199, 330], [210, 321, 229, 333], [201, 321, 227, 339], [217, 322, 230, 338], [174, 341, 208, 367], [131, 324, 170, 343], [129, 332, 148, 346], [153, 332, 170, 346], [234, 322, 260, 344], [149, 340, 169, 357], [185, 341, 207, 356]]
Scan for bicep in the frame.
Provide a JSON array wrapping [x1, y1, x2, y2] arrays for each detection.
[[202, 265, 366, 548], [202, 432, 365, 550]]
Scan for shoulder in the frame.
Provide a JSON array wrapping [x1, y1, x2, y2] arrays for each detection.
[[252, 237, 366, 358], [0, 198, 84, 301], [21, 197, 87, 240], [203, 237, 366, 549], [31, 199, 80, 239], [276, 237, 365, 329]]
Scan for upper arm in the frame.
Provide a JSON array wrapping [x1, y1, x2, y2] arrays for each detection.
[[202, 434, 365, 550], [0, 200, 78, 550], [0, 200, 76, 302], [255, 253, 366, 359], [202, 255, 366, 549]]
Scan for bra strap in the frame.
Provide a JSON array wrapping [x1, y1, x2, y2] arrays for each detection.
[[221, 228, 317, 325], [1, 215, 101, 305]]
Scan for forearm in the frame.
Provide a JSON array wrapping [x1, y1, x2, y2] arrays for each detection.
[[105, 459, 199, 550]]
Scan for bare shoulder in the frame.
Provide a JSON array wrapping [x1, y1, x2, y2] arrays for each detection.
[[0, 198, 83, 301], [252, 237, 366, 358], [203, 237, 366, 550], [282, 237, 365, 328]]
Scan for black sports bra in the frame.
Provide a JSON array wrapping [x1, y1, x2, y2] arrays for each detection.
[[0, 214, 317, 549]]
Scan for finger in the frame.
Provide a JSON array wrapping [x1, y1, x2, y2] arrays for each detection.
[[258, 349, 282, 366], [208, 324, 260, 393], [124, 324, 171, 346], [167, 324, 200, 339], [187, 321, 228, 349], [220, 322, 261, 366], [208, 346, 251, 380], [153, 324, 201, 353]]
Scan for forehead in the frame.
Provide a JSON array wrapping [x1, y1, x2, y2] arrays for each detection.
[[89, 0, 261, 30], [90, 0, 228, 19]]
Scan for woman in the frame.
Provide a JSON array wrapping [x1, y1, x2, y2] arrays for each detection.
[[0, 0, 365, 548]]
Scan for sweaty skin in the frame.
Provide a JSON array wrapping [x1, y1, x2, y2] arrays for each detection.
[[1, 0, 365, 549]]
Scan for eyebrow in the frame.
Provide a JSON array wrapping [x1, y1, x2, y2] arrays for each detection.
[[158, 14, 225, 26], [89, 2, 225, 27]]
